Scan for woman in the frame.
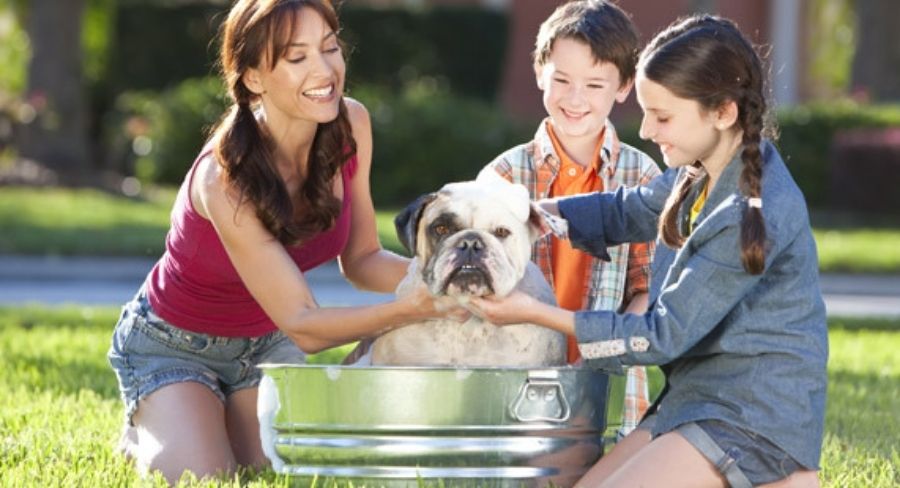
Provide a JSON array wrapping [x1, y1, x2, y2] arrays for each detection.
[[108, 0, 457, 483], [470, 15, 826, 488]]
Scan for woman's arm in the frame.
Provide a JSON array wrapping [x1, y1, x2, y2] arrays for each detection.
[[337, 98, 409, 293], [192, 134, 444, 354]]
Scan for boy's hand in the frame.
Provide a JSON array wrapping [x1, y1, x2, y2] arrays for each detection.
[[466, 290, 538, 326]]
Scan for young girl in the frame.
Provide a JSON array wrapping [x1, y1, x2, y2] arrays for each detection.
[[107, 0, 458, 483], [470, 15, 826, 488]]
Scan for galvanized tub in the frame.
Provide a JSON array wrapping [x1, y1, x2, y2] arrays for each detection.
[[258, 364, 617, 487]]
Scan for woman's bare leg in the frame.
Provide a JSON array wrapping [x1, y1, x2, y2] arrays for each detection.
[[225, 387, 269, 468], [131, 382, 236, 485]]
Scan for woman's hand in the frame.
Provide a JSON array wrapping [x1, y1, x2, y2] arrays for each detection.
[[466, 290, 540, 326], [401, 283, 471, 322]]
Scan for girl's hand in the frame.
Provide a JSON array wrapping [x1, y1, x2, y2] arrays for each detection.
[[536, 198, 560, 217], [466, 290, 538, 326]]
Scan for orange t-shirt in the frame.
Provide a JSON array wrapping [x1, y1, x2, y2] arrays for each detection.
[[547, 122, 606, 363]]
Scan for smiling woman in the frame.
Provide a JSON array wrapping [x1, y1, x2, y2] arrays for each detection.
[[104, 0, 465, 485]]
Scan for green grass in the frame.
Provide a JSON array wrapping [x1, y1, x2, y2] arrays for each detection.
[[2, 186, 898, 273], [0, 307, 896, 487]]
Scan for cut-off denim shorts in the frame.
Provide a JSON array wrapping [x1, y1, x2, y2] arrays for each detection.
[[107, 288, 306, 425], [638, 414, 805, 487]]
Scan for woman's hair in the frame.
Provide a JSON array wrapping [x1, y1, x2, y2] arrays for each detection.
[[639, 15, 773, 274], [211, 0, 356, 245]]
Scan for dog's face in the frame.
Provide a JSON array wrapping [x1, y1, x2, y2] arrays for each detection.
[[395, 175, 547, 298]]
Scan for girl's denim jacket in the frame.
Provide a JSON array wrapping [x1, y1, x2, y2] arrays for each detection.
[[557, 141, 827, 469]]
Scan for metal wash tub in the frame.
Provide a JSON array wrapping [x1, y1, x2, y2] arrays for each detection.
[[258, 364, 618, 487]]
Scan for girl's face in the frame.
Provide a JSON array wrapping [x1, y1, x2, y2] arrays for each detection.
[[243, 7, 345, 130], [635, 73, 723, 169], [535, 37, 631, 146]]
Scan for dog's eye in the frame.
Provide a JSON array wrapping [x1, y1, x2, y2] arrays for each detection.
[[492, 227, 511, 239], [433, 224, 450, 236]]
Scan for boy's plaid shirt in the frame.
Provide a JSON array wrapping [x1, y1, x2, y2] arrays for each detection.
[[484, 119, 661, 435]]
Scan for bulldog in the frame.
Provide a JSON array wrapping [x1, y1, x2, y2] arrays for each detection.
[[369, 173, 567, 367]]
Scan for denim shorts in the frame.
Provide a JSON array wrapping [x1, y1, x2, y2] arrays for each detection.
[[107, 289, 306, 425], [638, 414, 805, 486]]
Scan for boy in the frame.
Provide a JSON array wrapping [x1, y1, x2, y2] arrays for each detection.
[[481, 0, 660, 437]]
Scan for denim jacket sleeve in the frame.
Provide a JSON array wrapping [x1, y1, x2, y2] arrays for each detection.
[[572, 217, 767, 370], [557, 169, 676, 261]]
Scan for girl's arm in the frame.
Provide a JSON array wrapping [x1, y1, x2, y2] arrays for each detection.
[[549, 167, 676, 260], [336, 98, 409, 293], [471, 222, 764, 371]]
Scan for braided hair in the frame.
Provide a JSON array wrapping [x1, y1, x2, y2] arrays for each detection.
[[639, 15, 773, 274]]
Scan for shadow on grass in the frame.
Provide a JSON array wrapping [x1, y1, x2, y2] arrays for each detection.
[[828, 317, 900, 332]]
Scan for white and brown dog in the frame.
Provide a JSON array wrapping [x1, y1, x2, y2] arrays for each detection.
[[369, 173, 567, 367]]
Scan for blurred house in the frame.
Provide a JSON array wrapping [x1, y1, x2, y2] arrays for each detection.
[[353, 0, 807, 121]]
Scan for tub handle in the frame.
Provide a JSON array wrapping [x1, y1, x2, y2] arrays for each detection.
[[510, 378, 571, 423]]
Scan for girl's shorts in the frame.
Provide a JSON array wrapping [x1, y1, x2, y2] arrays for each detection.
[[638, 414, 806, 487], [107, 289, 306, 425]]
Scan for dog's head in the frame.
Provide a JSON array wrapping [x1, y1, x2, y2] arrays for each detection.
[[395, 173, 551, 299]]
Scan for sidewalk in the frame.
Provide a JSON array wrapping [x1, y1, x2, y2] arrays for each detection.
[[1, 255, 899, 317]]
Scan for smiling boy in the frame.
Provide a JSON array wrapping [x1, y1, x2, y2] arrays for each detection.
[[481, 0, 660, 438]]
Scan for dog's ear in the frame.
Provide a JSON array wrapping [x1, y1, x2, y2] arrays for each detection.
[[394, 192, 438, 256], [527, 202, 568, 243]]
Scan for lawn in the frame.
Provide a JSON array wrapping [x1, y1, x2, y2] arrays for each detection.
[[0, 307, 896, 487], [2, 187, 900, 273]]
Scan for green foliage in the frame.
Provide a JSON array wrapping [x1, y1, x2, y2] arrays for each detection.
[[805, 0, 856, 98], [775, 102, 900, 207], [106, 76, 228, 184], [352, 80, 533, 206], [0, 306, 896, 486], [105, 2, 223, 95], [340, 5, 508, 101], [0, 5, 29, 96]]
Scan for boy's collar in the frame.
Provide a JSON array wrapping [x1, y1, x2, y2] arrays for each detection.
[[535, 118, 620, 177]]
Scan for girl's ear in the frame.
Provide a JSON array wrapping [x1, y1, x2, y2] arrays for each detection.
[[242, 68, 265, 96], [534, 61, 545, 91], [715, 100, 739, 130]]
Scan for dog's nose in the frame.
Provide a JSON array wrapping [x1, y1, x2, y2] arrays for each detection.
[[456, 234, 485, 257]]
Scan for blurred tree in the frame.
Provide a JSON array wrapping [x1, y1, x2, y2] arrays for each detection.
[[851, 0, 900, 101], [16, 0, 92, 184]]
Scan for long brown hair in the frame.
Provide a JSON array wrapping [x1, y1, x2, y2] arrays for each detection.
[[639, 15, 773, 274], [211, 0, 356, 245]]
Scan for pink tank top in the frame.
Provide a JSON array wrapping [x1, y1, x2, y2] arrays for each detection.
[[146, 151, 358, 337]]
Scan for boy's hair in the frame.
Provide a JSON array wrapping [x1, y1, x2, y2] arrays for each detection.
[[533, 0, 640, 84]]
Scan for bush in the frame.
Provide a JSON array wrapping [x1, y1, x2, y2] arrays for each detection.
[[776, 101, 900, 207], [352, 80, 533, 206], [104, 77, 228, 184], [339, 5, 508, 101], [105, 77, 532, 200]]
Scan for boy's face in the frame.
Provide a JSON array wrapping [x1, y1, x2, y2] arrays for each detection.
[[535, 37, 632, 145]]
